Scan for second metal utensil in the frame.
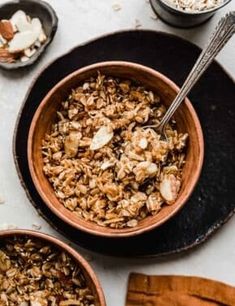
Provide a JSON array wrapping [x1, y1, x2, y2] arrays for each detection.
[[145, 12, 235, 139]]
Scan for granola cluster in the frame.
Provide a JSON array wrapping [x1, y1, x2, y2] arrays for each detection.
[[0, 237, 95, 306], [42, 74, 188, 229]]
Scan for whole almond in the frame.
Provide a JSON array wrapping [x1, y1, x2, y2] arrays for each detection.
[[0, 20, 14, 41]]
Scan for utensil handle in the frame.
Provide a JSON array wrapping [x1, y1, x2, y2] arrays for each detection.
[[159, 12, 235, 130]]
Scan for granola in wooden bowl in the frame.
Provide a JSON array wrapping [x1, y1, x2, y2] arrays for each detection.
[[42, 74, 188, 229], [28, 61, 204, 237], [0, 230, 106, 306]]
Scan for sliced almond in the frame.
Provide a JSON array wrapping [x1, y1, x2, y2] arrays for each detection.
[[24, 48, 36, 57], [8, 31, 37, 53], [90, 126, 114, 150], [20, 55, 30, 62], [10, 10, 29, 31], [126, 219, 138, 227], [160, 174, 181, 204], [38, 29, 47, 43], [0, 20, 14, 40], [100, 160, 115, 170]]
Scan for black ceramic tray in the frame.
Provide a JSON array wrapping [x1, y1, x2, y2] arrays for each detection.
[[14, 30, 235, 257]]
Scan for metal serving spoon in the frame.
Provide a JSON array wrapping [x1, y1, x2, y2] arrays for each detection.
[[145, 12, 235, 139]]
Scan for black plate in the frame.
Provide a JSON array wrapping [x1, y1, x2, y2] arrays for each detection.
[[13, 30, 235, 257]]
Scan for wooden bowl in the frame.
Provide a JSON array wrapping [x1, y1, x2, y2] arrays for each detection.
[[0, 229, 106, 306], [28, 61, 204, 238], [0, 0, 58, 70]]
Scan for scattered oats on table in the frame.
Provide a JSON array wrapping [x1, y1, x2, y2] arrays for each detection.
[[42, 73, 188, 229], [0, 236, 95, 306], [112, 3, 122, 11]]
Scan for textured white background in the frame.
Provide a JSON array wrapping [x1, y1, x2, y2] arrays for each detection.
[[0, 1, 235, 305]]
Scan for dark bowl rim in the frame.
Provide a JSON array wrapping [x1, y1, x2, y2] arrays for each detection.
[[157, 0, 232, 15], [0, 229, 107, 306], [0, 0, 58, 70]]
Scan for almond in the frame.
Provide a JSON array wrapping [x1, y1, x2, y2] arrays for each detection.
[[31, 18, 42, 39], [0, 35, 6, 47], [10, 10, 28, 30], [0, 20, 14, 40], [8, 31, 37, 53], [24, 48, 36, 57], [38, 29, 47, 43], [0, 48, 16, 63], [160, 174, 181, 204], [20, 55, 29, 62], [90, 126, 114, 150]]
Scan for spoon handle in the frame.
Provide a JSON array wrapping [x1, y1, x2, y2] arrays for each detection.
[[158, 12, 235, 131]]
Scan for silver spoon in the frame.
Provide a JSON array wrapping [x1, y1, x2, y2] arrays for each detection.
[[145, 12, 235, 139]]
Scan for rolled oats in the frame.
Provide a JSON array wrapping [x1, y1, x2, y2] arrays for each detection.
[[42, 73, 188, 229], [0, 236, 95, 306]]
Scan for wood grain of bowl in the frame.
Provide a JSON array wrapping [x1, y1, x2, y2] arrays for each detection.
[[28, 61, 204, 238], [0, 229, 106, 306]]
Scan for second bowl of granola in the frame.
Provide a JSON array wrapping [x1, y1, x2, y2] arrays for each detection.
[[0, 229, 106, 305], [28, 61, 204, 238]]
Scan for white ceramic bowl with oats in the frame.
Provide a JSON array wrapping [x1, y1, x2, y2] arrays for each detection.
[[150, 0, 232, 28]]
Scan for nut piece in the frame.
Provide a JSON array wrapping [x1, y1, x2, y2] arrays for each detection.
[[64, 131, 81, 157], [31, 18, 42, 39], [90, 126, 114, 150], [0, 20, 14, 40], [0, 48, 16, 63], [38, 29, 47, 43], [160, 174, 181, 204], [24, 47, 36, 57], [10, 10, 28, 30], [133, 161, 158, 182], [8, 30, 37, 53]]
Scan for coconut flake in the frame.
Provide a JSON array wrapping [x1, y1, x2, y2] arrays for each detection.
[[20, 55, 29, 62], [90, 126, 114, 150]]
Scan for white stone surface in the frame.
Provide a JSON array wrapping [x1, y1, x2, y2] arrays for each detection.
[[0, 1, 235, 305]]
